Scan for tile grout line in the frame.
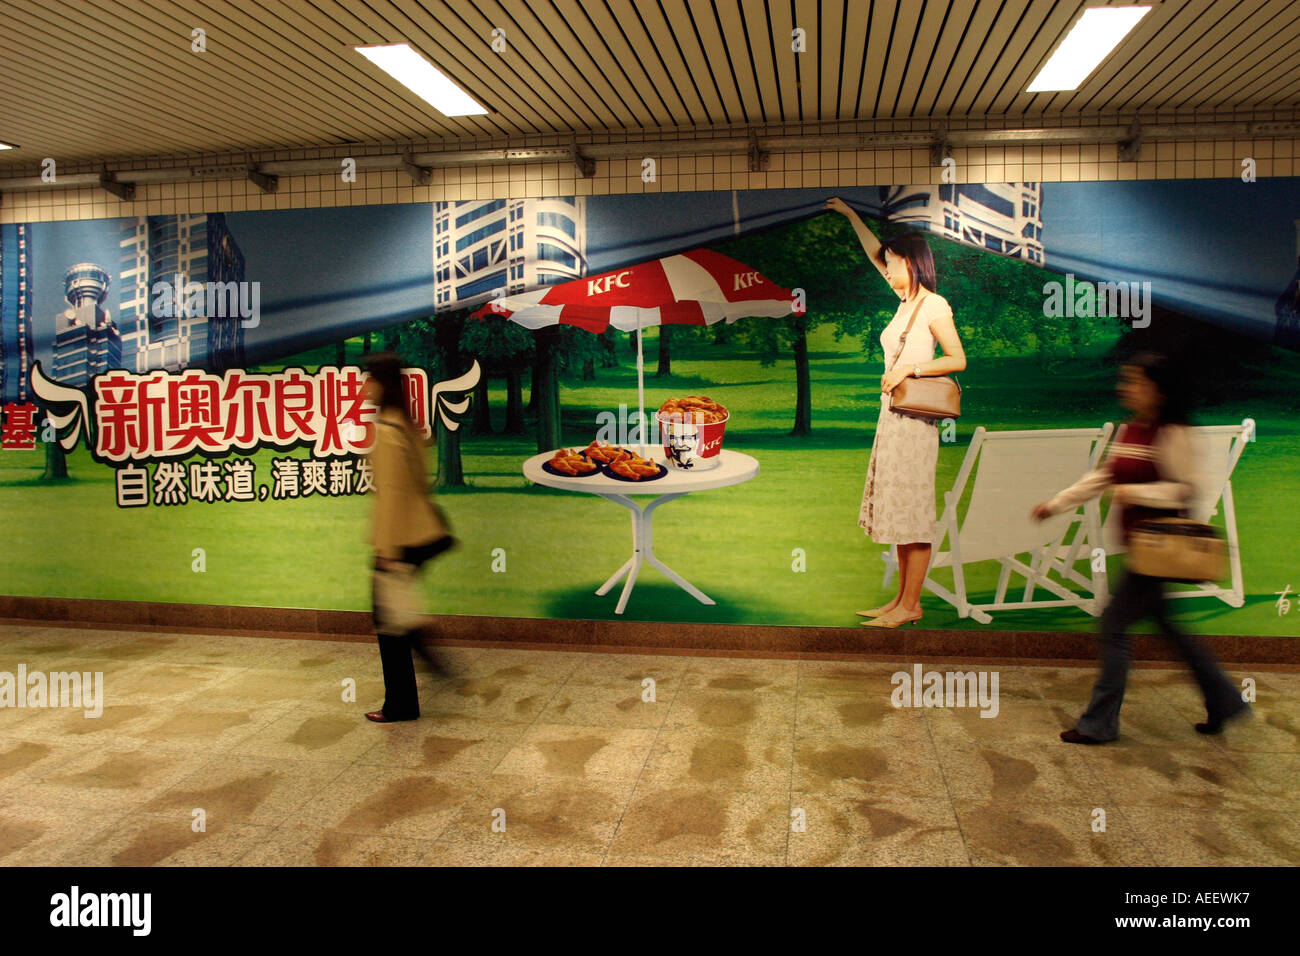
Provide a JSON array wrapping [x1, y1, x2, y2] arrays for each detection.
[[410, 649, 576, 865], [922, 673, 978, 866], [786, 660, 801, 867], [210, 644, 496, 864], [597, 656, 688, 867]]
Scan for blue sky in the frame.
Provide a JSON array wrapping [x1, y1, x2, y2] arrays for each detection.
[[28, 218, 128, 364], [223, 204, 433, 361], [585, 187, 888, 272], [26, 204, 435, 366]]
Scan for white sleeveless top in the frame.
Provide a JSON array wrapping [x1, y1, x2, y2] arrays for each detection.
[[880, 291, 951, 371]]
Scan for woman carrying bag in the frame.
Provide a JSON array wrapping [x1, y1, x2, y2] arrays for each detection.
[[825, 197, 967, 629], [363, 352, 455, 723], [1030, 352, 1249, 743]]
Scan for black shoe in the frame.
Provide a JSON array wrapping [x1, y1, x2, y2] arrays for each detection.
[[1195, 703, 1250, 735], [1060, 728, 1107, 745]]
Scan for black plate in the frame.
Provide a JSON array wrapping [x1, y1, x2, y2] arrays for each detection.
[[542, 457, 602, 478], [601, 461, 668, 482]]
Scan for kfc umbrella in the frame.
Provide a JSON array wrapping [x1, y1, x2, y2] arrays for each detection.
[[470, 248, 802, 456]]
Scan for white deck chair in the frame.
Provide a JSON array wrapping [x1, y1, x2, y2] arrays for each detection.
[[883, 424, 1114, 624], [1100, 419, 1253, 607]]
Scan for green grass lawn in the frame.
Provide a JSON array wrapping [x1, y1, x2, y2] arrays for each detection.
[[4, 325, 1300, 637]]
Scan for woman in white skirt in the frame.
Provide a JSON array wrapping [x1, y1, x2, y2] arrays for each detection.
[[826, 197, 967, 628]]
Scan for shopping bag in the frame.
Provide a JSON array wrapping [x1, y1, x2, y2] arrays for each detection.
[[1128, 517, 1227, 583], [373, 561, 423, 635]]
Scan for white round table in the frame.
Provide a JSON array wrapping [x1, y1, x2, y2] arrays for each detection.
[[522, 449, 760, 615]]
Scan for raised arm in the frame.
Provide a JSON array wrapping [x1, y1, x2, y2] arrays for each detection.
[[824, 197, 889, 286]]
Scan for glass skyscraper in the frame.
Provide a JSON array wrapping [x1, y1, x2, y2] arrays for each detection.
[[882, 183, 1046, 264], [433, 198, 587, 310], [117, 213, 247, 372], [51, 262, 121, 387]]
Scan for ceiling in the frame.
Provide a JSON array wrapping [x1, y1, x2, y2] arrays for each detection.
[[1, 0, 1298, 171]]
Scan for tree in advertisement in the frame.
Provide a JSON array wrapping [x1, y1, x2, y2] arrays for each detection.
[[460, 313, 534, 436], [713, 213, 882, 436], [389, 310, 472, 488]]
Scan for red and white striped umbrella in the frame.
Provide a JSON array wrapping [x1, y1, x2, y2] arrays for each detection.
[[469, 247, 802, 456], [469, 248, 802, 329]]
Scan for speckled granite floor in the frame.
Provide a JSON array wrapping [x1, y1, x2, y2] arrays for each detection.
[[0, 623, 1295, 866]]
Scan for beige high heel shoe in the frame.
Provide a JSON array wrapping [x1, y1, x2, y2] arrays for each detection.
[[862, 611, 923, 628], [856, 605, 896, 618]]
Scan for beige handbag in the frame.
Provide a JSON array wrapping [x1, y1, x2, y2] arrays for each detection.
[[888, 294, 962, 420], [373, 561, 423, 635], [1128, 517, 1227, 582]]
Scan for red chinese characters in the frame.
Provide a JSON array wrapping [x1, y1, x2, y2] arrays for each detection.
[[90, 366, 430, 462], [0, 402, 39, 450], [167, 372, 224, 451], [96, 372, 167, 460]]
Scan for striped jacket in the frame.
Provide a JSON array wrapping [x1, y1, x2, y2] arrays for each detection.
[[1044, 421, 1201, 541]]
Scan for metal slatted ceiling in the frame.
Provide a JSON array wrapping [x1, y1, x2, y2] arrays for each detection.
[[1, 0, 1298, 169]]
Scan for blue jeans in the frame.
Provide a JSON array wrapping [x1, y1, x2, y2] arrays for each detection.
[[1075, 568, 1244, 741]]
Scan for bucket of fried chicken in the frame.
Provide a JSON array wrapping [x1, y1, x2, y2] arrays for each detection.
[[657, 396, 728, 470]]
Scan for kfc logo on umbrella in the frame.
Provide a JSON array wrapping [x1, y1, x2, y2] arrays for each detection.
[[471, 247, 797, 458]]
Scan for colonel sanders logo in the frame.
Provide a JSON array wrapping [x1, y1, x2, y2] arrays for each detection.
[[664, 421, 699, 469]]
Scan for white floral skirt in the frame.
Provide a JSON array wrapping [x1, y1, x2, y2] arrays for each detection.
[[858, 402, 938, 544]]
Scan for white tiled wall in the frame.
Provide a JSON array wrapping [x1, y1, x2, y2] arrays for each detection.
[[2, 113, 1297, 223]]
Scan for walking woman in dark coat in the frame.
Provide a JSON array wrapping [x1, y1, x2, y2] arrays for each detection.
[[363, 353, 452, 723]]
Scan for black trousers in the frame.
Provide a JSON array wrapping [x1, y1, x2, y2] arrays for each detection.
[[371, 539, 443, 719], [1075, 567, 1243, 741]]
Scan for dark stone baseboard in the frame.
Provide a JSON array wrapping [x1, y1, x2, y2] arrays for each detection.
[[0, 595, 1296, 668]]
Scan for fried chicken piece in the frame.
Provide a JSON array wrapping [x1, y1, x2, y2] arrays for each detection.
[[609, 459, 641, 480], [584, 441, 629, 464], [659, 395, 727, 424]]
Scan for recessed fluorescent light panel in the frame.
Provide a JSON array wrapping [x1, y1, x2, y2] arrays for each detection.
[[0, 142, 15, 150], [1027, 5, 1151, 92], [356, 43, 489, 116]]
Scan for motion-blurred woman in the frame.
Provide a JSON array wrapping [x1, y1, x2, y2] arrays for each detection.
[[363, 352, 452, 722], [1031, 352, 1249, 743]]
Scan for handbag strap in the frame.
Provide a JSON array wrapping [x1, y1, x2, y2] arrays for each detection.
[[887, 292, 961, 390], [888, 293, 929, 373]]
